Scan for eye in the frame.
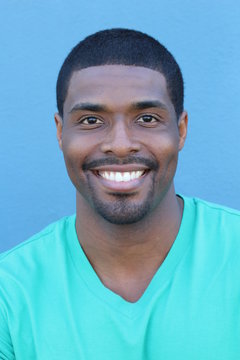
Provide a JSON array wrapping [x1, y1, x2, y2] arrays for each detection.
[[136, 115, 158, 124], [81, 116, 103, 125]]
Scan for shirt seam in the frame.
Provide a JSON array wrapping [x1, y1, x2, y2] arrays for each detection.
[[193, 197, 240, 218]]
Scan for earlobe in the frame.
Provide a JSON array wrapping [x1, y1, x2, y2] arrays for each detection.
[[178, 111, 188, 151], [54, 113, 63, 150]]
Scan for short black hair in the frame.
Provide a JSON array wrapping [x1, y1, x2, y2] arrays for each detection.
[[56, 28, 184, 118]]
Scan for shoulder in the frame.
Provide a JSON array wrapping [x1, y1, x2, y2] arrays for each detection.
[[182, 195, 240, 253], [192, 196, 240, 215], [183, 195, 240, 221], [189, 196, 240, 226], [0, 215, 75, 283]]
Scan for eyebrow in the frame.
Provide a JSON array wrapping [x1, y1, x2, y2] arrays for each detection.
[[68, 100, 168, 114], [131, 100, 168, 111], [69, 103, 107, 114]]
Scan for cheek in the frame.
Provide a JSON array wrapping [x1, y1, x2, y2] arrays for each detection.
[[61, 133, 87, 182], [61, 131, 101, 187], [152, 132, 179, 162], [150, 136, 179, 186], [62, 132, 88, 163]]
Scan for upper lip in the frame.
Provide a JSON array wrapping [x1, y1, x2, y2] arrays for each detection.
[[90, 164, 150, 172]]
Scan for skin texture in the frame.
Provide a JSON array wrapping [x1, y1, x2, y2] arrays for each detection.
[[55, 65, 188, 302]]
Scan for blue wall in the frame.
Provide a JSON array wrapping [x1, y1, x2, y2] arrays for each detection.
[[1, 0, 240, 252]]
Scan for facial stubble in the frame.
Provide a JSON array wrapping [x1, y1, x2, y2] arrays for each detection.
[[86, 173, 156, 225]]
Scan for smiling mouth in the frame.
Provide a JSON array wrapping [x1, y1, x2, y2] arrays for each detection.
[[92, 168, 152, 184], [97, 170, 147, 182]]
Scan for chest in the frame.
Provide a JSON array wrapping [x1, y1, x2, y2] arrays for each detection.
[[10, 276, 240, 360]]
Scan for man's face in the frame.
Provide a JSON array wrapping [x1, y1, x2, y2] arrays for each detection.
[[55, 65, 187, 224]]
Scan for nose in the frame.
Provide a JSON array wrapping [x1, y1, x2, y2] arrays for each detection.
[[100, 119, 141, 157]]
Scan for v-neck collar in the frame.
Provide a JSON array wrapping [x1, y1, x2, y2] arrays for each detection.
[[66, 195, 195, 319]]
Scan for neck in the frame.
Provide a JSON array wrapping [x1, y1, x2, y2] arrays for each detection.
[[75, 185, 183, 302]]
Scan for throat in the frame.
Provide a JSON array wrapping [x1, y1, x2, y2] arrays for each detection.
[[99, 272, 157, 303], [92, 253, 167, 303]]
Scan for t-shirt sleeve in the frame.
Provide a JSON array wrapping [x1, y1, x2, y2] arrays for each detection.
[[0, 304, 15, 360]]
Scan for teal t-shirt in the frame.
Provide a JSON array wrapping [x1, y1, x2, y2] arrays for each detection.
[[0, 196, 240, 359]]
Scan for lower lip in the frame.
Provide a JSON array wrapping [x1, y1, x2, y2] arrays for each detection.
[[92, 171, 150, 192]]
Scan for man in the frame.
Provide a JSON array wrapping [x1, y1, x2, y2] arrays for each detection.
[[0, 29, 239, 359]]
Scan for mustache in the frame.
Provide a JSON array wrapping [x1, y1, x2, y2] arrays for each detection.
[[82, 156, 158, 171]]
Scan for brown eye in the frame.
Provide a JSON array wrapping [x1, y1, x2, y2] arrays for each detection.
[[81, 117, 103, 125], [137, 115, 157, 123]]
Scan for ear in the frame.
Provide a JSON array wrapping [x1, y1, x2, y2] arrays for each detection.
[[54, 113, 63, 150], [177, 111, 188, 151]]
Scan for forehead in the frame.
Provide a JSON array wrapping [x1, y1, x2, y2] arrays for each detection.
[[64, 65, 173, 115]]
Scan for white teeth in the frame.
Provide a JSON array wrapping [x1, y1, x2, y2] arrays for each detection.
[[123, 172, 131, 181], [99, 170, 145, 182], [109, 172, 115, 181], [115, 172, 122, 181]]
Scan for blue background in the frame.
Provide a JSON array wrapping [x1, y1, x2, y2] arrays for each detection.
[[1, 0, 240, 252]]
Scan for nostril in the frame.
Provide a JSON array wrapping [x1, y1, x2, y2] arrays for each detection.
[[100, 141, 141, 155]]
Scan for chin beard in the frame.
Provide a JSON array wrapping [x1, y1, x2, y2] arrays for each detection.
[[89, 188, 154, 225]]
